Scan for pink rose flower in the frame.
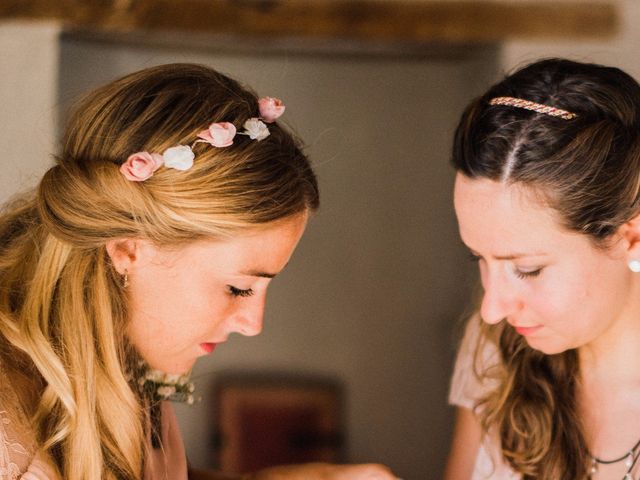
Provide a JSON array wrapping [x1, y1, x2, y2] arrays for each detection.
[[258, 97, 285, 123], [120, 151, 164, 182], [197, 122, 236, 147]]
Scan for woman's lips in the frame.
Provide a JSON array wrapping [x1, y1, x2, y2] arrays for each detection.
[[200, 343, 217, 354], [514, 325, 543, 336]]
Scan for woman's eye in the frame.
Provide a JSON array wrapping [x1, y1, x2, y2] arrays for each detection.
[[515, 268, 542, 280], [228, 286, 254, 298]]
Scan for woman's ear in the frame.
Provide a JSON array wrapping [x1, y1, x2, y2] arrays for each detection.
[[105, 238, 140, 275], [619, 212, 640, 261]]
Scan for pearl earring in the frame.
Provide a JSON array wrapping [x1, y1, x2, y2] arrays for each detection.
[[629, 260, 640, 273]]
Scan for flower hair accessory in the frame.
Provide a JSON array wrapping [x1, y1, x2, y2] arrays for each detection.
[[258, 97, 285, 122], [132, 360, 199, 449], [489, 96, 577, 120], [120, 96, 285, 181]]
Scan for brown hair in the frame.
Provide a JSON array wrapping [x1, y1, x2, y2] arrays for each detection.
[[452, 58, 640, 478], [0, 63, 318, 479]]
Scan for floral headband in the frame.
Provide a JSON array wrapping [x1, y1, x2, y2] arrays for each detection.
[[120, 97, 285, 182]]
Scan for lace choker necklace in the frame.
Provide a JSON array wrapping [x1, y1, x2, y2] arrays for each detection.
[[137, 367, 196, 405], [132, 362, 197, 449]]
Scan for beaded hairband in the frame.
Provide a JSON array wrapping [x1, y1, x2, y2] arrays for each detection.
[[489, 96, 577, 120], [120, 97, 285, 182]]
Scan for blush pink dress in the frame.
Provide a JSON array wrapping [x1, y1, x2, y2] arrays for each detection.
[[0, 358, 188, 480]]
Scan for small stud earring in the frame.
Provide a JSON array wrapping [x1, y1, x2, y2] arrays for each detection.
[[629, 260, 640, 273], [123, 269, 129, 288]]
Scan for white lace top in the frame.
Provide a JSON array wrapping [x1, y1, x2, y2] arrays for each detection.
[[0, 358, 188, 480], [448, 318, 521, 480], [0, 361, 36, 480]]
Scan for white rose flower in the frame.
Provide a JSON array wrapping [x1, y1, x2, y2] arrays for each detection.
[[164, 373, 182, 383], [145, 370, 165, 382], [162, 145, 195, 171], [157, 385, 176, 398], [242, 118, 270, 141]]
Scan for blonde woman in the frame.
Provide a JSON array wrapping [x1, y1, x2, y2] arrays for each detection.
[[0, 64, 397, 480], [445, 58, 640, 479]]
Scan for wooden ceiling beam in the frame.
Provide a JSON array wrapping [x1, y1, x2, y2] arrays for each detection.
[[0, 0, 618, 43]]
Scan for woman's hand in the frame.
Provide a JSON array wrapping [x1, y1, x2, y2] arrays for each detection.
[[250, 462, 400, 480]]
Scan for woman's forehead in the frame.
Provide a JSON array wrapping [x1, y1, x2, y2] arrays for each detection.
[[454, 174, 575, 255]]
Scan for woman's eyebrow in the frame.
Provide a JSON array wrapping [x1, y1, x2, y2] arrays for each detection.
[[240, 269, 278, 278], [466, 246, 547, 260], [240, 261, 292, 278], [492, 253, 546, 260]]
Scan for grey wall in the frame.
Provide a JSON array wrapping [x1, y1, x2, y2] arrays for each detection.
[[55, 37, 497, 479], [0, 22, 60, 204]]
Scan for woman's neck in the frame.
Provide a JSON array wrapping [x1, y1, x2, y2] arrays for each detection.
[[579, 279, 640, 385], [576, 280, 640, 473]]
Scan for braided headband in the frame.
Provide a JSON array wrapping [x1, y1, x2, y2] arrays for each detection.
[[120, 97, 285, 182], [489, 96, 577, 120]]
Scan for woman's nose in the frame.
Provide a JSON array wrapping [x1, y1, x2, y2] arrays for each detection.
[[479, 270, 521, 325], [238, 314, 263, 336], [233, 296, 266, 337]]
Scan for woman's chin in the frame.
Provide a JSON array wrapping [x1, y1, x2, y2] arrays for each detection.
[[524, 337, 570, 356], [145, 358, 196, 375]]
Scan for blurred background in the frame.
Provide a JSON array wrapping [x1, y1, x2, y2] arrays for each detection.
[[0, 1, 637, 478]]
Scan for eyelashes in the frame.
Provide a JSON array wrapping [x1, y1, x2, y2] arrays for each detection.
[[228, 286, 254, 297], [468, 253, 543, 279], [515, 269, 542, 279]]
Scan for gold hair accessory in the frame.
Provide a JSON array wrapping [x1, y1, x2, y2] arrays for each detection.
[[489, 96, 577, 120], [123, 269, 129, 288]]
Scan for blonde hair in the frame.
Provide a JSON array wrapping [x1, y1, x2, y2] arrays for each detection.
[[0, 63, 318, 479]]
